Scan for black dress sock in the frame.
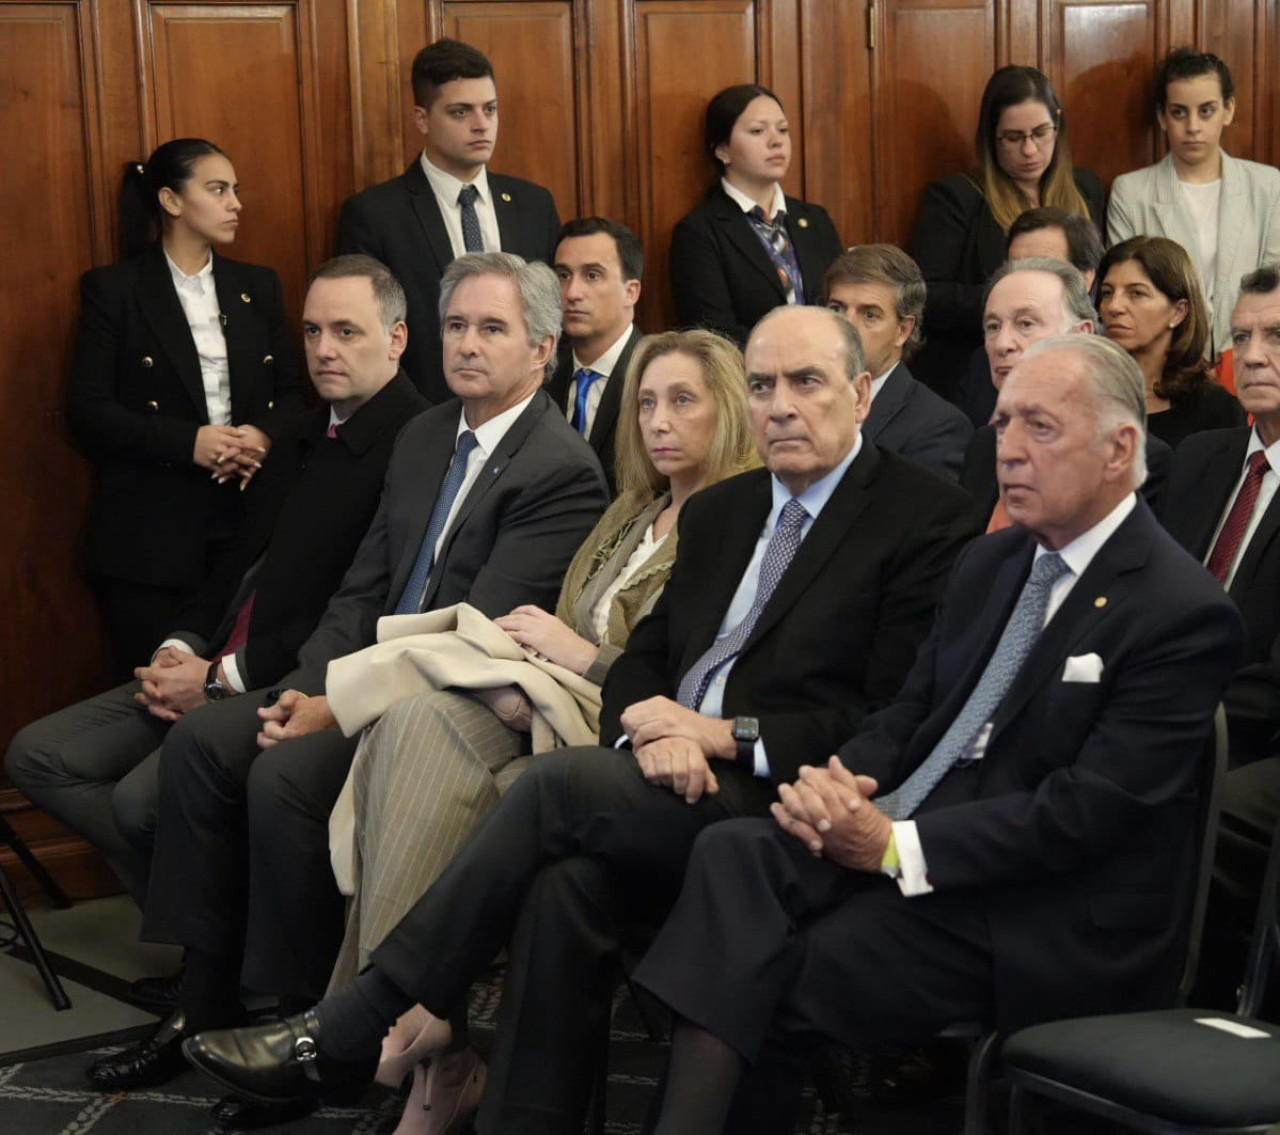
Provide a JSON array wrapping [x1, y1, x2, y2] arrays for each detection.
[[314, 966, 415, 1063]]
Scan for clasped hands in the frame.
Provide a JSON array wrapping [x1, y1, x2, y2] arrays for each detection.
[[771, 756, 892, 872], [256, 691, 337, 750], [133, 645, 212, 721], [620, 696, 736, 804], [194, 423, 272, 490]]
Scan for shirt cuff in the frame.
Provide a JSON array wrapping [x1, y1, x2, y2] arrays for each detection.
[[751, 738, 769, 778], [891, 821, 933, 896], [615, 734, 632, 750], [154, 637, 194, 660], [220, 650, 247, 694]]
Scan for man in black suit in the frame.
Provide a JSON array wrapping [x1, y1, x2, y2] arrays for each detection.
[[1161, 266, 1280, 1006], [182, 304, 981, 1133], [87, 253, 607, 1101], [335, 39, 560, 402], [824, 245, 972, 480], [961, 258, 1170, 524], [6, 255, 428, 910], [545, 217, 644, 494], [630, 334, 1243, 1134]]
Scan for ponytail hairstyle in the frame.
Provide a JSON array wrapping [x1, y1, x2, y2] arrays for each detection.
[[118, 138, 226, 259], [974, 66, 1090, 232]]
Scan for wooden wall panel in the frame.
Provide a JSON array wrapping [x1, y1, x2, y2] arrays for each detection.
[[1199, 0, 1257, 159], [874, 0, 997, 247], [141, 2, 325, 320], [1050, 0, 1163, 186], [442, 2, 581, 220], [0, 2, 109, 748], [633, 0, 757, 330]]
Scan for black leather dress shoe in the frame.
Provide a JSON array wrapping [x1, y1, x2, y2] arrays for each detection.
[[183, 1010, 376, 1105], [87, 1011, 191, 1090], [210, 1093, 317, 1131], [125, 972, 183, 1014]]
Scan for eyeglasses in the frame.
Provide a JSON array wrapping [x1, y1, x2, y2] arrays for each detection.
[[997, 123, 1058, 149]]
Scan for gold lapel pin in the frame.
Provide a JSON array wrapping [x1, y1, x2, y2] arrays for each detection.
[[501, 192, 512, 203], [797, 217, 809, 229], [241, 293, 251, 303], [1094, 596, 1108, 609]]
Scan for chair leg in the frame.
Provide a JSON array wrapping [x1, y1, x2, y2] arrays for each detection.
[[962, 1031, 1001, 1135], [0, 861, 72, 1010], [584, 1028, 608, 1135], [1007, 1083, 1032, 1134], [0, 816, 71, 908]]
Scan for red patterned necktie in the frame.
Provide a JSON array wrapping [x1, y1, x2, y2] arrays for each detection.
[[1206, 450, 1270, 583]]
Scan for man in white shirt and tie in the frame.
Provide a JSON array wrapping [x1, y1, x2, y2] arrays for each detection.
[[335, 38, 561, 403]]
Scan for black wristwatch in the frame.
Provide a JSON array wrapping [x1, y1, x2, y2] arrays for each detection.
[[204, 660, 230, 703], [732, 716, 760, 763]]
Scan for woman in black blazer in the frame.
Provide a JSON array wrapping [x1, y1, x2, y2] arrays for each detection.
[[908, 66, 1107, 396], [669, 84, 843, 347], [69, 138, 302, 677]]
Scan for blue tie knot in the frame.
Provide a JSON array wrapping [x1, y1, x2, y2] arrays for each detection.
[[457, 184, 479, 207]]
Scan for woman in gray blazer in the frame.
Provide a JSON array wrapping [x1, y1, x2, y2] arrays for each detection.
[[1108, 48, 1280, 358]]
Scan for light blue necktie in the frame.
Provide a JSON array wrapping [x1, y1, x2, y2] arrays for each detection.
[[457, 185, 483, 253], [393, 431, 479, 615], [877, 552, 1071, 820], [677, 498, 809, 709], [570, 368, 601, 435]]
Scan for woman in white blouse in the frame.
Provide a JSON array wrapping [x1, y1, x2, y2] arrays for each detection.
[[1108, 48, 1280, 359], [328, 329, 759, 1134], [68, 138, 300, 676]]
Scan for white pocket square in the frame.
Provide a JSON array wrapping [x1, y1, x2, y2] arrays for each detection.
[[1062, 653, 1104, 683]]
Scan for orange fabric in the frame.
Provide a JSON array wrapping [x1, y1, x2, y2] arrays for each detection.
[[987, 499, 1013, 533]]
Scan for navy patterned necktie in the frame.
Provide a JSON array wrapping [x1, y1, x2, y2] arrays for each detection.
[[748, 206, 803, 304], [457, 184, 484, 253], [394, 431, 479, 615], [677, 498, 808, 709], [570, 368, 601, 435], [877, 552, 1071, 820]]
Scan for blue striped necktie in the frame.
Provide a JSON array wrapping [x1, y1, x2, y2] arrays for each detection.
[[571, 368, 602, 435], [394, 431, 479, 615]]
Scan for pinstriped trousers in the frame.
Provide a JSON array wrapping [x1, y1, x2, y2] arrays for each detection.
[[328, 687, 526, 991]]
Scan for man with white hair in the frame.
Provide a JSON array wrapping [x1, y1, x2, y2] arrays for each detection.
[[626, 334, 1243, 1133], [962, 257, 1170, 525]]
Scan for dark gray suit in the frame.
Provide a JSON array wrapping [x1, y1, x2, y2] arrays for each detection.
[[863, 361, 972, 481], [142, 391, 609, 998]]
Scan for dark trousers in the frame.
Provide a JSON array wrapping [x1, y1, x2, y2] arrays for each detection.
[[142, 692, 357, 999], [633, 818, 994, 1131], [369, 746, 776, 1135]]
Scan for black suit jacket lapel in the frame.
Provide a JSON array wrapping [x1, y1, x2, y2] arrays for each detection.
[[1230, 486, 1280, 601], [404, 160, 456, 274], [1185, 431, 1250, 558], [546, 345, 573, 411], [138, 246, 208, 421], [784, 198, 826, 304], [212, 256, 258, 419], [491, 174, 541, 259], [862, 363, 911, 442], [710, 190, 787, 300], [589, 325, 642, 450]]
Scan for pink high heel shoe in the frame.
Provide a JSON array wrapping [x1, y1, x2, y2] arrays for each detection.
[[376, 1004, 453, 1090], [392, 1048, 486, 1135]]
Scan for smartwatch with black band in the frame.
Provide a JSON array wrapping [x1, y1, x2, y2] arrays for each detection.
[[732, 715, 760, 763]]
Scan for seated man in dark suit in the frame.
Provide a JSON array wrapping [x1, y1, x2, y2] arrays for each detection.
[[182, 304, 981, 1133], [955, 207, 1105, 428], [630, 334, 1243, 1134], [824, 245, 972, 480], [6, 255, 429, 911], [546, 217, 644, 494], [1160, 265, 1280, 1006], [85, 253, 608, 1104], [962, 257, 1170, 526], [335, 38, 560, 401]]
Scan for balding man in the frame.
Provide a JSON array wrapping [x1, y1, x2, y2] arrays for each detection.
[[962, 257, 1170, 524], [628, 334, 1243, 1133], [185, 304, 980, 1133]]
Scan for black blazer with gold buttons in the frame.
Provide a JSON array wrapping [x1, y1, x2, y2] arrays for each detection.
[[68, 243, 303, 589]]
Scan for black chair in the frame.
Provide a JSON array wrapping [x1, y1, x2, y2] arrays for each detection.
[[995, 717, 1280, 1134], [0, 813, 73, 1010]]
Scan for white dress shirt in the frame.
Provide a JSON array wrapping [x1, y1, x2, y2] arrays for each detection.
[[567, 323, 635, 437], [720, 177, 787, 223], [892, 492, 1138, 896], [1204, 427, 1280, 588], [165, 251, 231, 425], [420, 155, 502, 257]]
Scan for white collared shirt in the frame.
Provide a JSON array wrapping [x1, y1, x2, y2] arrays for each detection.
[[567, 323, 635, 436], [428, 390, 538, 570], [892, 492, 1138, 897], [720, 177, 787, 223], [420, 154, 502, 258], [165, 251, 231, 425], [1204, 427, 1280, 589], [869, 365, 896, 403]]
